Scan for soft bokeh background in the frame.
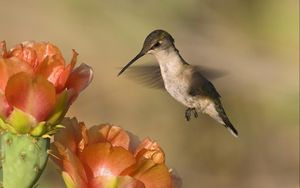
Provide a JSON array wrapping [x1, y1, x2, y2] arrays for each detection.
[[1, 0, 298, 187]]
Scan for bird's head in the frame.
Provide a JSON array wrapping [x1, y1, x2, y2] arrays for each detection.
[[118, 29, 174, 76]]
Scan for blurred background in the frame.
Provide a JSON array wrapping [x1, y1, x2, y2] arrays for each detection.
[[0, 0, 298, 187]]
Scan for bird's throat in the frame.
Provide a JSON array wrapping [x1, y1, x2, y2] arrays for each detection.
[[153, 47, 185, 76]]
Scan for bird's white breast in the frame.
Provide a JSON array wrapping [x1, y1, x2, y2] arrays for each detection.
[[154, 50, 196, 108]]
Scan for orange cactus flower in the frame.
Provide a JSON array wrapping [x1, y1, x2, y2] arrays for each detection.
[[0, 41, 93, 136], [51, 118, 182, 188]]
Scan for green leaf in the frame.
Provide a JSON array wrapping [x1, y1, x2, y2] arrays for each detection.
[[30, 122, 47, 137], [47, 90, 68, 125], [62, 171, 76, 188], [6, 108, 36, 134]]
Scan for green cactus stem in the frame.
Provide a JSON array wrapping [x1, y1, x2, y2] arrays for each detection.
[[0, 132, 49, 188]]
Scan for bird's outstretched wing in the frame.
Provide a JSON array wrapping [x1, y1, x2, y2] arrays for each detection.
[[194, 65, 227, 80], [122, 64, 226, 90], [122, 65, 165, 89]]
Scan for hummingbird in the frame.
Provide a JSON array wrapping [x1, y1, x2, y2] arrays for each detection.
[[118, 29, 238, 137]]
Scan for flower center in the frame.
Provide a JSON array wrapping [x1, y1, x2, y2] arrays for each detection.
[[99, 166, 113, 176]]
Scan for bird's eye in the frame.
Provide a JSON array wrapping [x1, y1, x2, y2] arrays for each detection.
[[151, 41, 162, 49]]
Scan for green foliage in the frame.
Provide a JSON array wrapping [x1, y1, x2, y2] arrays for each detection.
[[6, 109, 36, 134], [0, 132, 50, 188]]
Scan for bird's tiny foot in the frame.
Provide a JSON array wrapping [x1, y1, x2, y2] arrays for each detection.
[[185, 108, 192, 121], [185, 108, 197, 121], [193, 109, 198, 118]]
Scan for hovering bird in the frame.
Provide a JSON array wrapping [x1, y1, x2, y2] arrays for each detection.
[[118, 30, 238, 137]]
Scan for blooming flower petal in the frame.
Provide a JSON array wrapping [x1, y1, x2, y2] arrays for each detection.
[[52, 142, 89, 188], [35, 56, 65, 89], [79, 143, 136, 178], [90, 175, 145, 188], [5, 72, 56, 121], [1, 41, 93, 136], [0, 93, 12, 118], [55, 50, 78, 92], [54, 117, 88, 154], [66, 63, 93, 94], [0, 57, 32, 92], [0, 41, 8, 57], [7, 42, 79, 93], [135, 138, 165, 164], [122, 159, 172, 188], [51, 119, 179, 188], [8, 41, 65, 70], [88, 124, 130, 149], [170, 169, 183, 188]]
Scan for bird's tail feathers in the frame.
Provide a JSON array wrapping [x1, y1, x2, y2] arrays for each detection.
[[222, 117, 238, 137], [213, 99, 239, 137]]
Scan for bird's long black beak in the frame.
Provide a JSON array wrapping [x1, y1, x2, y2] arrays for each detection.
[[118, 51, 145, 76]]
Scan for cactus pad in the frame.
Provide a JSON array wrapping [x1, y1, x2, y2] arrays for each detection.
[[1, 132, 49, 188]]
